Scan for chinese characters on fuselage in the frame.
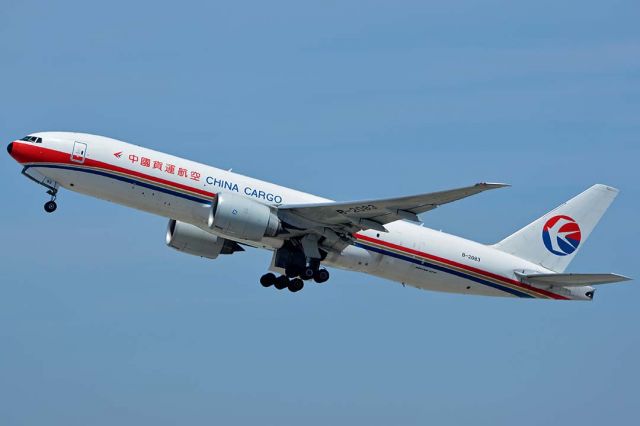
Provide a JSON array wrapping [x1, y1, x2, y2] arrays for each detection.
[[128, 154, 200, 181], [123, 153, 282, 203]]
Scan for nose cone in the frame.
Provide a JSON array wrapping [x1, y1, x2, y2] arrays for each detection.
[[7, 140, 41, 163]]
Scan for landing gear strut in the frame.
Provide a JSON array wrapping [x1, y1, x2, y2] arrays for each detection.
[[42, 188, 58, 213], [43, 186, 58, 213]]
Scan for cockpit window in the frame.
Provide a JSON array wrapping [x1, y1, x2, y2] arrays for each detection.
[[20, 136, 42, 143]]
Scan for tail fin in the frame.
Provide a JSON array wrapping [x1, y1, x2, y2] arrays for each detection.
[[494, 184, 619, 272]]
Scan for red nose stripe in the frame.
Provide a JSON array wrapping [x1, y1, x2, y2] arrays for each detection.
[[13, 142, 214, 198], [8, 141, 46, 163]]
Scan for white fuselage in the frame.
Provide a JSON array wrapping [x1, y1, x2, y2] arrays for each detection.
[[10, 132, 588, 300]]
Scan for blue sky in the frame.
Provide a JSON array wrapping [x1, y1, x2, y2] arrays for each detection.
[[1, 1, 638, 425]]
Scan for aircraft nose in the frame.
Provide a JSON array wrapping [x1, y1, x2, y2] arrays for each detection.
[[7, 142, 13, 155]]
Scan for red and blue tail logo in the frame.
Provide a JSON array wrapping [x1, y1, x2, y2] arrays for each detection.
[[542, 215, 581, 256]]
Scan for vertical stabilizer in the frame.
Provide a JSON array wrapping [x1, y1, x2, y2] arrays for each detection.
[[493, 184, 618, 272]]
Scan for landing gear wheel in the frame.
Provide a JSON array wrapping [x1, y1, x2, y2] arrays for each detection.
[[288, 278, 304, 293], [313, 268, 330, 284], [285, 266, 300, 278], [274, 275, 290, 290], [44, 201, 57, 213], [260, 273, 276, 287], [300, 267, 315, 281]]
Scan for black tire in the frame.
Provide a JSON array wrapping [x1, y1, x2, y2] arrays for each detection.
[[44, 201, 57, 213], [288, 278, 304, 293], [301, 267, 315, 281], [285, 266, 300, 278], [260, 273, 276, 287], [274, 275, 289, 290], [314, 268, 330, 283]]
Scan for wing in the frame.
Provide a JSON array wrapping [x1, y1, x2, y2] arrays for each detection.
[[515, 272, 632, 287], [278, 182, 509, 234]]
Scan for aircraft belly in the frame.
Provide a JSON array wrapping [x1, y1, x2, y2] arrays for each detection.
[[332, 242, 515, 298], [400, 265, 513, 297], [32, 166, 208, 224]]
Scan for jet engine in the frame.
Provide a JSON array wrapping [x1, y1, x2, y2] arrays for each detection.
[[208, 192, 281, 241], [166, 219, 244, 259]]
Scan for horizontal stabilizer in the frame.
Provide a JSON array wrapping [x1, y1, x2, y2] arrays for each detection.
[[515, 272, 631, 288]]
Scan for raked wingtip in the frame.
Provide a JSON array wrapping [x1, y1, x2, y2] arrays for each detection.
[[477, 182, 511, 189]]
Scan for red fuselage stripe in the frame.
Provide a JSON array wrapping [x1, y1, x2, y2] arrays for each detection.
[[355, 234, 568, 300]]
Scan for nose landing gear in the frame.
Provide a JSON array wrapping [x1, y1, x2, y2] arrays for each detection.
[[21, 167, 59, 214], [43, 188, 58, 213], [43, 187, 58, 213]]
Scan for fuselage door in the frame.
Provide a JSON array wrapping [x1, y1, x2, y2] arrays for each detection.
[[71, 141, 87, 164]]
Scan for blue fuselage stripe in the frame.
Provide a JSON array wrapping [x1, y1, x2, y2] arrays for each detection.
[[354, 242, 533, 298], [27, 164, 212, 204]]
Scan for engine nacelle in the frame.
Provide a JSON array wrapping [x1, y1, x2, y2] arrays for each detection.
[[208, 192, 280, 241], [166, 219, 243, 259]]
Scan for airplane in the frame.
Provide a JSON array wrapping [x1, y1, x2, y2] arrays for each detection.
[[7, 132, 631, 299]]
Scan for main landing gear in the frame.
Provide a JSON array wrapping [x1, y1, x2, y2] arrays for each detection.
[[261, 240, 330, 293], [259, 266, 330, 293]]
